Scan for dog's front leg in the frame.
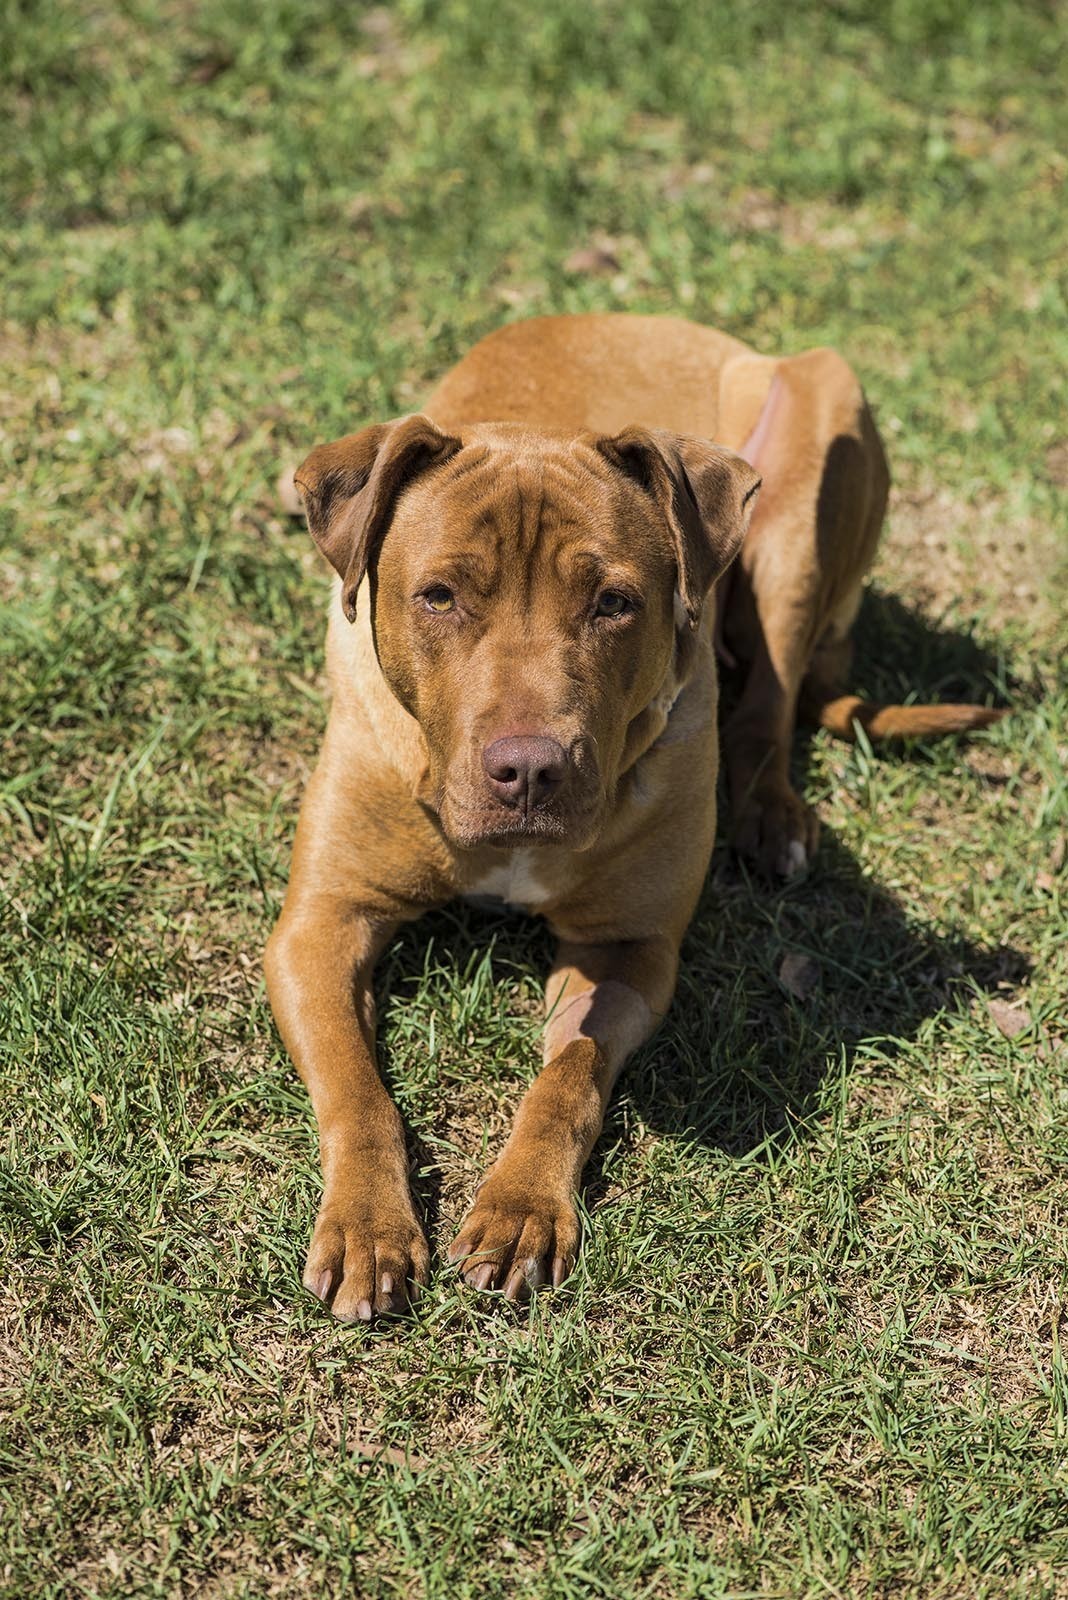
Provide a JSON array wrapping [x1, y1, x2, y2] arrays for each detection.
[[449, 936, 678, 1300], [265, 902, 429, 1321]]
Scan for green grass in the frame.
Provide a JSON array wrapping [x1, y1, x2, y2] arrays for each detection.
[[2, 0, 1067, 1594]]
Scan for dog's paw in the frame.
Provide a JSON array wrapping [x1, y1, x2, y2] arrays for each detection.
[[732, 784, 820, 880], [304, 1194, 429, 1322], [448, 1181, 580, 1301]]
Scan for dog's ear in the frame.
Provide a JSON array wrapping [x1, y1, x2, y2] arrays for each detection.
[[294, 414, 462, 621], [596, 427, 761, 628]]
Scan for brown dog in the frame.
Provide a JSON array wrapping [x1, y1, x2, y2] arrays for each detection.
[[266, 313, 999, 1321]]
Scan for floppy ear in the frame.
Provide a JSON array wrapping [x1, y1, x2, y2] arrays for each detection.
[[596, 427, 761, 627], [293, 413, 462, 621]]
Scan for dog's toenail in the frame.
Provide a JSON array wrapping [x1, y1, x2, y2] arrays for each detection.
[[785, 839, 807, 876]]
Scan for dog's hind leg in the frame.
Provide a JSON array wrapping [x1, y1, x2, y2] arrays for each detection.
[[720, 351, 886, 877], [722, 561, 823, 878]]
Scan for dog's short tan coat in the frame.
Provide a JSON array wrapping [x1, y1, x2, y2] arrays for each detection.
[[266, 314, 998, 1319]]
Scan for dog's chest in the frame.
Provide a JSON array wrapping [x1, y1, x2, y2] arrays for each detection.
[[462, 850, 553, 912]]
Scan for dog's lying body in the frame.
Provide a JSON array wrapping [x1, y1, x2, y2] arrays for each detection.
[[267, 314, 999, 1320]]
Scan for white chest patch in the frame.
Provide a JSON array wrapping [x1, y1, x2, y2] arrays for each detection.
[[463, 850, 553, 912]]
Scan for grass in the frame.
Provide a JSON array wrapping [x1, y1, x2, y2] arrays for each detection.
[[2, 0, 1067, 1594]]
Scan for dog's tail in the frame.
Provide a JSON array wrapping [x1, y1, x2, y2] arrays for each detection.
[[809, 693, 1005, 742]]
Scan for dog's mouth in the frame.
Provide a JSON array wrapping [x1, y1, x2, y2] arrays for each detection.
[[436, 791, 604, 852]]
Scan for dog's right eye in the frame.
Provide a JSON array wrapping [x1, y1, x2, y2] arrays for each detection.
[[422, 587, 456, 614], [593, 590, 633, 619]]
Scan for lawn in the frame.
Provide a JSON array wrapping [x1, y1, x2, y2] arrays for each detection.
[[2, 0, 1067, 1595]]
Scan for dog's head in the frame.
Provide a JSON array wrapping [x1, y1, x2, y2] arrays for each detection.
[[294, 415, 759, 850]]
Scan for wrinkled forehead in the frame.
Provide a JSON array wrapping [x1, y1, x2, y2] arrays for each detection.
[[391, 425, 671, 580]]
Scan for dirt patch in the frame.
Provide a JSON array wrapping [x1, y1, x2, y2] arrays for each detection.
[[723, 188, 909, 251], [879, 478, 1061, 637]]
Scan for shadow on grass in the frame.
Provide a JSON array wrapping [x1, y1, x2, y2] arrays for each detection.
[[373, 590, 1025, 1234], [850, 584, 1012, 716], [608, 832, 1028, 1169]]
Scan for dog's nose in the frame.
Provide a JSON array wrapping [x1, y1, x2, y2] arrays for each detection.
[[482, 736, 568, 811]]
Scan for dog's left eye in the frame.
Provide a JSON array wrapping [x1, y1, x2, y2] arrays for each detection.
[[423, 587, 456, 614], [594, 590, 632, 618]]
